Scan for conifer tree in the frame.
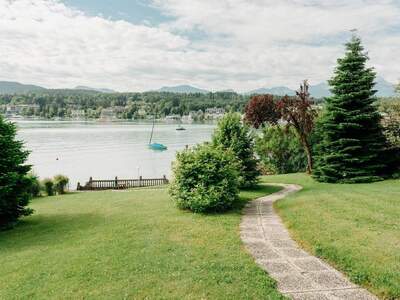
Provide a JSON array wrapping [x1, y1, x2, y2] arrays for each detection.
[[0, 116, 33, 228], [313, 35, 387, 183]]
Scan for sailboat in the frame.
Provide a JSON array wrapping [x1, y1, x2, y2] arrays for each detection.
[[176, 120, 186, 131], [148, 116, 167, 151]]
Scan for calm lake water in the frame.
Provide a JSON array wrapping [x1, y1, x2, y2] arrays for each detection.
[[16, 120, 215, 189]]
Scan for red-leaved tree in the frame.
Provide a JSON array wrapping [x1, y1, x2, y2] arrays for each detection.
[[244, 94, 280, 128], [277, 80, 316, 173]]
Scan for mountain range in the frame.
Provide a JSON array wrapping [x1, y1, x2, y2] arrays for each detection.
[[74, 86, 116, 93], [0, 78, 397, 98], [0, 81, 46, 94], [159, 77, 396, 98], [156, 85, 209, 94]]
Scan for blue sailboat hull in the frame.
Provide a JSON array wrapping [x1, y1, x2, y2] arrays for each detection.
[[149, 143, 167, 151]]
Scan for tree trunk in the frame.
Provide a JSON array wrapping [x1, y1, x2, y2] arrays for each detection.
[[304, 141, 313, 174], [300, 135, 313, 174]]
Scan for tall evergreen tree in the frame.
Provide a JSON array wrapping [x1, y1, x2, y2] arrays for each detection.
[[313, 35, 387, 183], [0, 115, 33, 229]]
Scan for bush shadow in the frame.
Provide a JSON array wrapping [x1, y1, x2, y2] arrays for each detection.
[[0, 212, 104, 252]]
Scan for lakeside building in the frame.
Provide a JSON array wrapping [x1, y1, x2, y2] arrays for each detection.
[[71, 109, 86, 120], [100, 108, 117, 121], [204, 107, 225, 120], [181, 114, 193, 123], [137, 107, 147, 117], [4, 104, 40, 117], [99, 106, 126, 121], [165, 114, 181, 122]]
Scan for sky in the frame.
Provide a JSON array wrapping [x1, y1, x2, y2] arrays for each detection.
[[0, 0, 399, 92]]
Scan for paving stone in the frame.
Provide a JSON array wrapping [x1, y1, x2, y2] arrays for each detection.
[[240, 230, 263, 240], [246, 242, 281, 260], [241, 220, 259, 228], [241, 214, 257, 221], [327, 288, 377, 300], [287, 292, 331, 300], [262, 223, 285, 229], [305, 271, 354, 289], [274, 273, 317, 292], [261, 218, 282, 225], [241, 236, 265, 245], [258, 260, 298, 275], [280, 248, 309, 258], [261, 225, 285, 235], [270, 239, 297, 248], [291, 258, 330, 272], [266, 232, 291, 240]]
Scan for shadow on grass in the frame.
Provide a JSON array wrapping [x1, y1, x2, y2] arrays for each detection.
[[0, 213, 104, 251]]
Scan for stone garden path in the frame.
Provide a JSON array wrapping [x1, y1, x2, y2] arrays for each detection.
[[240, 184, 377, 300]]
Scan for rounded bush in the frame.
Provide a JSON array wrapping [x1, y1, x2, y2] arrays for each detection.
[[26, 173, 41, 198], [53, 175, 69, 194], [169, 143, 239, 213], [212, 113, 260, 188], [42, 178, 54, 196]]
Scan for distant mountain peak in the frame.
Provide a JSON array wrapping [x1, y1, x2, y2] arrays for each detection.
[[218, 88, 236, 93], [74, 86, 116, 93], [157, 85, 209, 94], [0, 81, 45, 94], [247, 86, 296, 96]]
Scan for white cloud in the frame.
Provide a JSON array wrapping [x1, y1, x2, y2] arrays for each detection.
[[0, 0, 399, 92]]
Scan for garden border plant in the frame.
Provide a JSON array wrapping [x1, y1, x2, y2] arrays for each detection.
[[169, 142, 240, 213]]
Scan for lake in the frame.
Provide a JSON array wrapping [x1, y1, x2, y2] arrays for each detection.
[[16, 120, 215, 189]]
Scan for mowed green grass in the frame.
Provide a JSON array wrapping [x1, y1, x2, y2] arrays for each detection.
[[262, 174, 400, 299], [0, 185, 284, 300]]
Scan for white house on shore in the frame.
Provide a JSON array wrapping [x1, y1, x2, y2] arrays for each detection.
[[100, 108, 117, 121], [204, 107, 225, 120], [71, 109, 86, 120]]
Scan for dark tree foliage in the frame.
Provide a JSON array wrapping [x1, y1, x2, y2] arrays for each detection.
[[256, 125, 307, 174], [244, 94, 280, 128], [313, 36, 388, 183], [277, 81, 317, 173], [0, 115, 33, 229], [212, 113, 260, 188]]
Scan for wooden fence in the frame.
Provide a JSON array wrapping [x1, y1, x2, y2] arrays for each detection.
[[77, 175, 169, 191]]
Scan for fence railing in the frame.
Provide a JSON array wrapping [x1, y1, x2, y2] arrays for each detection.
[[77, 175, 169, 191]]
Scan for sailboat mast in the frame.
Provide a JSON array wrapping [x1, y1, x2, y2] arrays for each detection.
[[149, 115, 155, 144]]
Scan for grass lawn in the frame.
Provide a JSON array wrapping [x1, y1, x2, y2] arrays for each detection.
[[262, 174, 400, 299], [0, 185, 284, 299]]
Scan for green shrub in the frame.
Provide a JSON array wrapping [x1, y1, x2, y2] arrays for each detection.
[[26, 173, 41, 198], [381, 101, 400, 147], [212, 113, 260, 188], [53, 174, 69, 194], [0, 116, 33, 229], [256, 125, 306, 174], [42, 178, 54, 196], [169, 143, 239, 213]]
